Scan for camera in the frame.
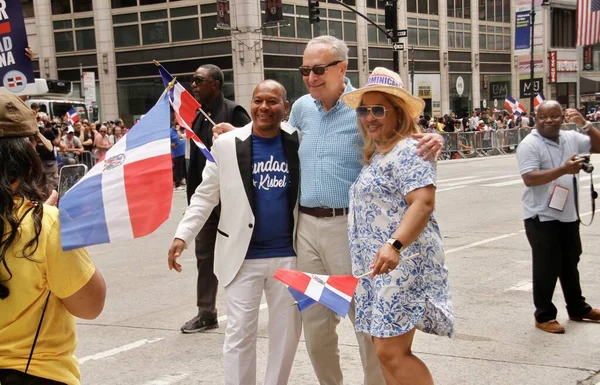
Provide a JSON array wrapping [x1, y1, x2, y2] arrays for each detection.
[[575, 153, 594, 173]]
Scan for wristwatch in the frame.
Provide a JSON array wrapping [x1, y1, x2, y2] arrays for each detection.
[[386, 238, 403, 252], [579, 122, 592, 133]]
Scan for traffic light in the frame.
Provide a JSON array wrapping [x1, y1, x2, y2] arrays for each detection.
[[308, 0, 320, 24]]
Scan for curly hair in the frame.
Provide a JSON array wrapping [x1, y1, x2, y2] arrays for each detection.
[[0, 138, 48, 300]]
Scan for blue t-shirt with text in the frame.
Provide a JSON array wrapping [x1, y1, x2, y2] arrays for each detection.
[[246, 134, 296, 259]]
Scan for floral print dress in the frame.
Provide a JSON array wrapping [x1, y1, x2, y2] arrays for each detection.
[[348, 138, 454, 338]]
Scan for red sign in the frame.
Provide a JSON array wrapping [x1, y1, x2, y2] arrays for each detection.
[[548, 51, 557, 84], [583, 46, 593, 71]]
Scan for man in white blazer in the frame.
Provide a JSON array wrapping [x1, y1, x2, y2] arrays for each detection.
[[168, 80, 302, 385]]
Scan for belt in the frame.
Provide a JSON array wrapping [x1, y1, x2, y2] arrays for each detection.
[[299, 206, 349, 218]]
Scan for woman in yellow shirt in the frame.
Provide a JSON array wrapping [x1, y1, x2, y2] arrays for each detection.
[[0, 94, 107, 385]]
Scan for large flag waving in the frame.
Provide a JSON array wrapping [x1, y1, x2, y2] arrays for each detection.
[[274, 269, 360, 318], [65, 107, 80, 125], [59, 95, 173, 250], [504, 95, 526, 116], [155, 61, 215, 162], [576, 0, 600, 46]]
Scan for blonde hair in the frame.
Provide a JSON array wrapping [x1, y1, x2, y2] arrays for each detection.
[[357, 92, 420, 164]]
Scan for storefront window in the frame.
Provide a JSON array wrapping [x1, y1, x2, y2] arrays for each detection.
[[449, 74, 472, 115]]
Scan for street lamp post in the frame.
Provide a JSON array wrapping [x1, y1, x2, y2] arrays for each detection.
[[529, 0, 535, 113]]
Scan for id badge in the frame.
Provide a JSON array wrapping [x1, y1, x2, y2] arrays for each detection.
[[548, 185, 569, 211]]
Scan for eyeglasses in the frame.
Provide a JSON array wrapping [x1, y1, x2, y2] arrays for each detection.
[[298, 60, 342, 76], [356, 105, 389, 119], [191, 77, 213, 85]]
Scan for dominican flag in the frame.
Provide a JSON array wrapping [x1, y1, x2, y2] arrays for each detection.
[[504, 95, 526, 116], [59, 95, 173, 250], [7, 76, 24, 89], [65, 107, 80, 125], [274, 269, 360, 318], [155, 62, 215, 163], [533, 92, 545, 109]]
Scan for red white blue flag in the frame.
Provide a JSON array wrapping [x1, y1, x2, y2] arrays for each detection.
[[533, 92, 545, 109], [504, 95, 526, 116], [156, 63, 215, 163], [274, 269, 360, 318], [65, 107, 80, 125], [59, 95, 173, 250]]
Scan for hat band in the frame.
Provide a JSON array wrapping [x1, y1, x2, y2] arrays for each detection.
[[366, 74, 401, 88]]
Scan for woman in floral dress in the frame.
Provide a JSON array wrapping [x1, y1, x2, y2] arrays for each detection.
[[342, 67, 454, 385]]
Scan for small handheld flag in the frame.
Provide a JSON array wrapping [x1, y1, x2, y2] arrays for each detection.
[[274, 269, 359, 318], [504, 95, 526, 116], [533, 92, 545, 109], [154, 60, 215, 163], [59, 95, 173, 250], [65, 107, 80, 125]]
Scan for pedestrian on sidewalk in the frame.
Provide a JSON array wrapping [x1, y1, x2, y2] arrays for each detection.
[[168, 80, 301, 385], [517, 100, 600, 334], [342, 67, 454, 385]]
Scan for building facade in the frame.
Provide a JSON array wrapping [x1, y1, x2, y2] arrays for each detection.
[[21, 0, 594, 125]]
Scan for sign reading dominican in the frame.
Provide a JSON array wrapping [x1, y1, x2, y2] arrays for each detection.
[[0, 1, 35, 95], [514, 11, 531, 50]]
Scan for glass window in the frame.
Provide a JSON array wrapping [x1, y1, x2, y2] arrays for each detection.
[[343, 11, 355, 20], [504, 27, 510, 34], [113, 13, 138, 24], [429, 0, 439, 15], [407, 0, 417, 13], [408, 27, 417, 46], [448, 30, 455, 48], [142, 22, 169, 44], [487, 34, 494, 49], [430, 29, 439, 46], [447, 0, 453, 17], [408, 18, 418, 26], [200, 3, 217, 13], [297, 17, 312, 39], [419, 18, 428, 26], [170, 6, 198, 17], [328, 20, 343, 38], [140, 0, 165, 4], [464, 32, 471, 48], [464, 0, 470, 18], [296, 6, 308, 15], [75, 18, 94, 28], [479, 0, 485, 20], [344, 22, 357, 42], [448, 22, 455, 29], [495, 26, 502, 33], [418, 0, 428, 13], [282, 4, 295, 13], [430, 20, 439, 28], [22, 0, 35, 18], [495, 34, 502, 49], [503, 0, 510, 24], [201, 16, 229, 38], [368, 24, 378, 43], [114, 25, 140, 47], [171, 18, 199, 41], [52, 0, 71, 15], [479, 25, 485, 32], [487, 25, 494, 32], [419, 28, 429, 46], [479, 33, 486, 49], [503, 35, 510, 50], [280, 16, 296, 38], [112, 0, 137, 7], [73, 0, 93, 12], [456, 31, 463, 47], [141, 10, 168, 21], [486, 0, 494, 21], [495, 0, 502, 21], [54, 31, 75, 52], [455, 0, 463, 17], [76, 29, 96, 50], [53, 20, 73, 29], [329, 10, 342, 19], [455, 23, 463, 30]]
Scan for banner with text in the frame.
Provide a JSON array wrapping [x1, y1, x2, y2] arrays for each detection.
[[0, 1, 36, 95], [514, 11, 531, 50]]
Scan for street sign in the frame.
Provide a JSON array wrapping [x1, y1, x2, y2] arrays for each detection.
[[396, 29, 407, 38], [392, 42, 404, 51]]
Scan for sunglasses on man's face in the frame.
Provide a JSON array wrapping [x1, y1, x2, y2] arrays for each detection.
[[298, 60, 342, 76], [356, 105, 389, 119], [191, 77, 213, 85]]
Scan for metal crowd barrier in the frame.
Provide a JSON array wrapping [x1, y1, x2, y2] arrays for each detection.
[[440, 123, 600, 159], [79, 151, 96, 169]]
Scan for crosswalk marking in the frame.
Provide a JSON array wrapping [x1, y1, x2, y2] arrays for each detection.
[[437, 176, 477, 183], [441, 175, 516, 188]]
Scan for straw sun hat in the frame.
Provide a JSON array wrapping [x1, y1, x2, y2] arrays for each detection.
[[341, 67, 425, 120]]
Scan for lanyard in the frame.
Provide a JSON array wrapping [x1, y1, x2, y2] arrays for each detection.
[[536, 133, 570, 170]]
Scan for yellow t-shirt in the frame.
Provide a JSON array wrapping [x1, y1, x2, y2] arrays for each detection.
[[0, 199, 96, 385]]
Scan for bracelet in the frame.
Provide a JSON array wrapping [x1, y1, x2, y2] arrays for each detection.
[[579, 122, 592, 133]]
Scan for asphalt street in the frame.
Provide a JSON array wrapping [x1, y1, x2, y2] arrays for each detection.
[[75, 153, 600, 385]]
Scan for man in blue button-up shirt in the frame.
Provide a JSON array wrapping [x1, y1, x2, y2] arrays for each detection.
[[288, 35, 442, 385]]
